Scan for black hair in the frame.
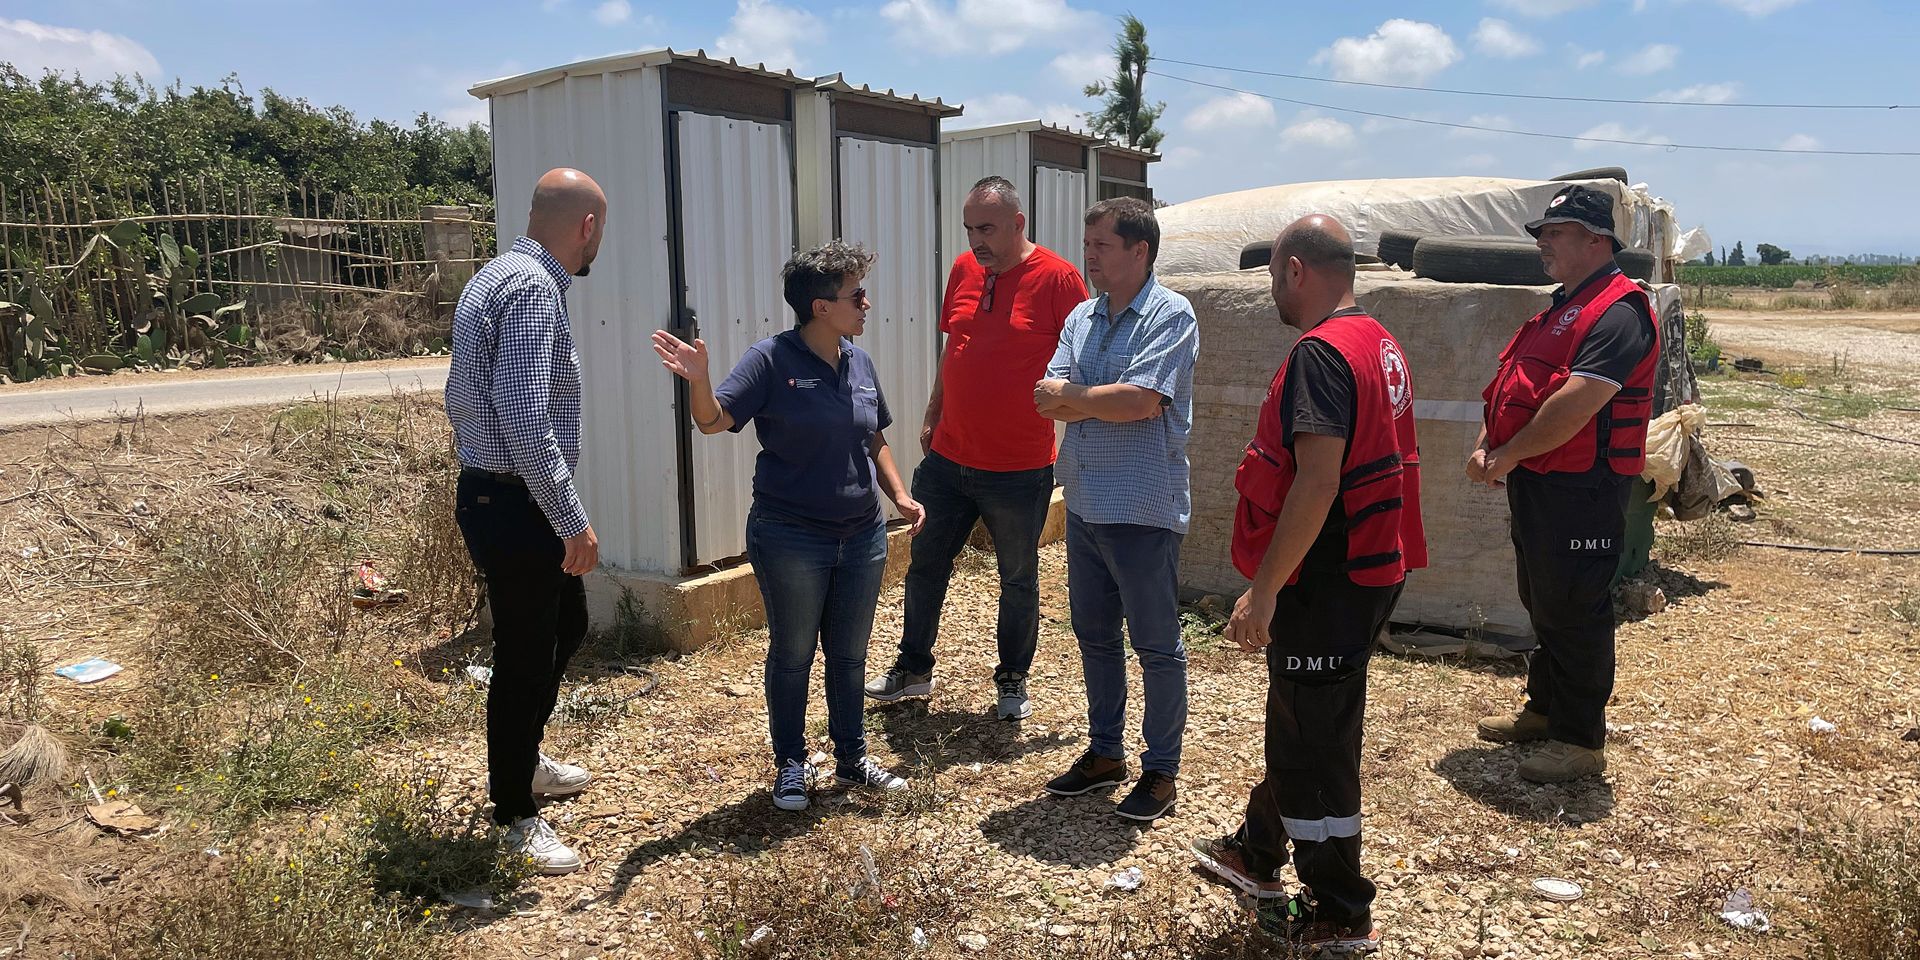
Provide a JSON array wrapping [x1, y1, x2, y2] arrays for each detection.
[[781, 241, 875, 326], [1085, 197, 1160, 267]]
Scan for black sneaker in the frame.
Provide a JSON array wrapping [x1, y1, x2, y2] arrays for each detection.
[[1115, 771, 1177, 821], [833, 756, 907, 792], [771, 759, 812, 812], [1043, 750, 1130, 796]]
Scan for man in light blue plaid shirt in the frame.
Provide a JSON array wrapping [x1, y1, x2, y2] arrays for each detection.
[[1033, 198, 1198, 823], [445, 168, 606, 875]]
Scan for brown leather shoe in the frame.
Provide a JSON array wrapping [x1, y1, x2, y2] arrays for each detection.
[[1518, 740, 1606, 783], [1477, 709, 1551, 743], [1044, 750, 1129, 796]]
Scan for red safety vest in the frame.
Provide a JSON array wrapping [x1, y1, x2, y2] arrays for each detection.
[[1482, 271, 1660, 476], [1231, 310, 1428, 587]]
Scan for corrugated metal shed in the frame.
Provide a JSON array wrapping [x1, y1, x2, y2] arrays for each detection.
[[940, 120, 1104, 274], [480, 60, 682, 574]]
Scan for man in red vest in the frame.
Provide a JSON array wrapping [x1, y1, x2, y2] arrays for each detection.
[[1192, 215, 1425, 957], [1471, 184, 1660, 784]]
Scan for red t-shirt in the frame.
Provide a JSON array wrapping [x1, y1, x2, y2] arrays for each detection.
[[931, 245, 1088, 471]]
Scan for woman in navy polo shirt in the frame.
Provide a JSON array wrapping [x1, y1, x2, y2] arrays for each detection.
[[652, 241, 925, 811]]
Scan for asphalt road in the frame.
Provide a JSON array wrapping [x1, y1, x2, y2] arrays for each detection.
[[0, 360, 451, 429]]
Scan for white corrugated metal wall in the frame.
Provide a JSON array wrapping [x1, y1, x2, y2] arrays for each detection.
[[485, 68, 682, 574], [1034, 166, 1088, 275], [837, 137, 939, 519], [675, 111, 796, 565], [939, 130, 1026, 281]]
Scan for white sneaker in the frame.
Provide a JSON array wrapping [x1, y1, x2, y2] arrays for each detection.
[[533, 752, 592, 797], [503, 816, 583, 875]]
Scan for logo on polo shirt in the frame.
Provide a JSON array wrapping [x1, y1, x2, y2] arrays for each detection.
[[1380, 339, 1412, 417], [1551, 305, 1581, 336], [787, 378, 822, 389]]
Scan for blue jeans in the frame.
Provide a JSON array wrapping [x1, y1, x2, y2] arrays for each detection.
[[1065, 510, 1188, 775], [896, 451, 1054, 678], [746, 511, 888, 767]]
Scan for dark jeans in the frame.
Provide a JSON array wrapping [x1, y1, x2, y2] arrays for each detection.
[[455, 471, 588, 826], [746, 511, 887, 768], [1239, 575, 1403, 930], [1508, 470, 1632, 750], [896, 450, 1053, 678], [1065, 511, 1187, 775]]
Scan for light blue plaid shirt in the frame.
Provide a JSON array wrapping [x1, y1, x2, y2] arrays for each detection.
[[1046, 275, 1199, 534], [445, 236, 588, 538]]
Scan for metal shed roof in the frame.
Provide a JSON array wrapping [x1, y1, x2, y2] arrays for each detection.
[[812, 74, 962, 118], [940, 118, 1104, 147], [468, 47, 811, 100], [1095, 142, 1162, 164]]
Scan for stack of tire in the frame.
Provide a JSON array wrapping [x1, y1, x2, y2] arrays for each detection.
[[1397, 166, 1657, 286]]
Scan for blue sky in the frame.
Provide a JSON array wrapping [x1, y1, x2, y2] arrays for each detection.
[[3, 0, 1916, 256]]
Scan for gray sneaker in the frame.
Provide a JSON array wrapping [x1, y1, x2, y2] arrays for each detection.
[[995, 672, 1032, 720], [864, 666, 933, 702]]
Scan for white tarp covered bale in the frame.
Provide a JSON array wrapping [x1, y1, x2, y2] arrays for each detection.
[[1173, 269, 1689, 639], [1157, 176, 1641, 276]]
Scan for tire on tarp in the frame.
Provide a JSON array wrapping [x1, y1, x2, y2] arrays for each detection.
[[1239, 239, 1273, 270], [1550, 166, 1629, 184], [1377, 229, 1422, 269], [1617, 248, 1657, 282], [1411, 235, 1552, 286]]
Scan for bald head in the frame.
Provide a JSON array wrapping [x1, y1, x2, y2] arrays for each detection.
[[1274, 214, 1355, 285], [525, 168, 607, 276], [1268, 214, 1358, 329]]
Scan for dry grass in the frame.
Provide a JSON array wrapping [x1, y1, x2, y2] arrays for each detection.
[[2, 322, 1918, 959]]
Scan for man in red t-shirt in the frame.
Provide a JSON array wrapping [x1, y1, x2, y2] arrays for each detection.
[[865, 175, 1087, 720]]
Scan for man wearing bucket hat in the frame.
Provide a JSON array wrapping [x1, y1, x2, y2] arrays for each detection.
[[1468, 183, 1659, 784]]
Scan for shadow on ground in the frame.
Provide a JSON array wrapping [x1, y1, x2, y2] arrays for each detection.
[[1433, 745, 1616, 824]]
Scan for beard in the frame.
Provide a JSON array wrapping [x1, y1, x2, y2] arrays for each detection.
[[574, 263, 591, 277]]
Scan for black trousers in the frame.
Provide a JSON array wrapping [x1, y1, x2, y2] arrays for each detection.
[[1239, 574, 1403, 928], [455, 471, 589, 825], [1507, 470, 1632, 750]]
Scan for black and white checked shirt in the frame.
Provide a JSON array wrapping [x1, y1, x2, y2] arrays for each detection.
[[446, 236, 588, 538]]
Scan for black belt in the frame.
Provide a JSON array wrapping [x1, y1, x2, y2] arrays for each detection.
[[460, 466, 526, 487]]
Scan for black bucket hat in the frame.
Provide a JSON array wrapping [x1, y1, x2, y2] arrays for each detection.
[[1525, 184, 1623, 252]]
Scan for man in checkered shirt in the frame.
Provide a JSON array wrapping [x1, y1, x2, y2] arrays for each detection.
[[445, 167, 605, 875]]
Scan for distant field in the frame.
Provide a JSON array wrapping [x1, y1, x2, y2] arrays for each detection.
[[1677, 264, 1913, 288]]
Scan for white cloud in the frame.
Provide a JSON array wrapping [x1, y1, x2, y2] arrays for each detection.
[[714, 0, 823, 72], [0, 17, 160, 82], [1654, 81, 1739, 103], [1472, 18, 1540, 58], [592, 0, 630, 25], [1048, 49, 1111, 90], [1184, 92, 1275, 133], [1489, 0, 1601, 16], [1616, 43, 1680, 75], [955, 93, 1082, 130], [1159, 145, 1203, 170], [1718, 0, 1803, 15], [1312, 19, 1460, 85], [1575, 50, 1606, 69], [1778, 133, 1820, 151], [1280, 116, 1357, 150], [880, 0, 1098, 57], [1575, 122, 1672, 150]]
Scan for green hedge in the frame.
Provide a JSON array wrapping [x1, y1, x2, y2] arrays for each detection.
[[1675, 265, 1910, 288]]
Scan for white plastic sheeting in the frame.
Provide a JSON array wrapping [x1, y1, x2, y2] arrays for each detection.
[[676, 111, 796, 565], [837, 136, 940, 518], [1156, 176, 1642, 275], [484, 66, 683, 575], [1034, 166, 1088, 275], [1674, 226, 1714, 263]]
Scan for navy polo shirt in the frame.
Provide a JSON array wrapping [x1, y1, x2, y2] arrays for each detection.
[[714, 329, 892, 537]]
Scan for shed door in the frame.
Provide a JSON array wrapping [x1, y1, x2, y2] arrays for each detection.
[[674, 111, 794, 566], [1033, 165, 1088, 275], [836, 136, 938, 517]]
